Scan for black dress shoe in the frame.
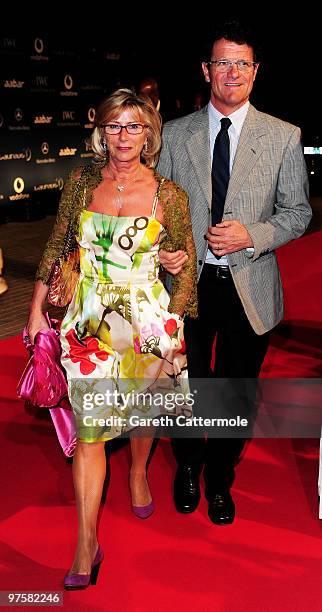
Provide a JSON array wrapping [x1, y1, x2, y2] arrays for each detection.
[[208, 492, 235, 525], [174, 466, 201, 513]]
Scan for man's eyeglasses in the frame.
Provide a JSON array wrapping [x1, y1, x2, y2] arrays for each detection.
[[207, 60, 257, 72], [101, 123, 147, 135]]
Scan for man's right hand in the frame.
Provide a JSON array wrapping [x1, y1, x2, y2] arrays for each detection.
[[159, 249, 188, 275]]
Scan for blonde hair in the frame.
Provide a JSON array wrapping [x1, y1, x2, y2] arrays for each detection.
[[90, 88, 162, 167]]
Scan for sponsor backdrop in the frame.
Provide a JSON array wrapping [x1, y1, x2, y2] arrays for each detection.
[[1, 30, 321, 220], [0, 35, 123, 218]]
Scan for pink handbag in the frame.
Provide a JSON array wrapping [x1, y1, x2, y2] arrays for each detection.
[[49, 400, 76, 458], [17, 314, 76, 456]]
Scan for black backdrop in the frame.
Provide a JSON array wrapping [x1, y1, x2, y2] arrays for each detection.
[[1, 15, 321, 221], [0, 34, 122, 219]]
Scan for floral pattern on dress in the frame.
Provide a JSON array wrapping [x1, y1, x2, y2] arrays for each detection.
[[60, 210, 189, 442]]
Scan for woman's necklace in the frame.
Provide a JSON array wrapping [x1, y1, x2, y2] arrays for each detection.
[[107, 167, 141, 212]]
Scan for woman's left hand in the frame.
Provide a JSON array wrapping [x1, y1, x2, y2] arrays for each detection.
[[26, 311, 50, 345]]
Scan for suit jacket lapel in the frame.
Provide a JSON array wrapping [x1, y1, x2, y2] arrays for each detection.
[[225, 105, 266, 208], [185, 108, 212, 209]]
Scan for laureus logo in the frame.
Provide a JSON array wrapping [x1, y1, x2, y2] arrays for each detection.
[[14, 177, 25, 194], [25, 148, 32, 162], [56, 177, 64, 190], [41, 142, 49, 155], [64, 74, 73, 90], [34, 38, 44, 54]]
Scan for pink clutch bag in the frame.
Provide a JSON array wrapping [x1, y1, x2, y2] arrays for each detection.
[[49, 401, 76, 458], [17, 314, 76, 456]]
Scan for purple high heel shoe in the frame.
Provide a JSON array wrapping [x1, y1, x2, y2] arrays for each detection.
[[132, 500, 155, 519], [130, 474, 155, 519], [64, 546, 104, 590]]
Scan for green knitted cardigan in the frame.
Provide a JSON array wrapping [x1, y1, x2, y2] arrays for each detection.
[[36, 162, 198, 318]]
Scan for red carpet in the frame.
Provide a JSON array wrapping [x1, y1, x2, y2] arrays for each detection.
[[0, 232, 321, 611], [262, 229, 322, 377]]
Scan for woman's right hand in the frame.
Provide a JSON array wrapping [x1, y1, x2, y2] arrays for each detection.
[[159, 249, 188, 275], [26, 311, 50, 345]]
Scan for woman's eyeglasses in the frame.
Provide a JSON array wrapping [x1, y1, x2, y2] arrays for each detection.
[[101, 123, 147, 135]]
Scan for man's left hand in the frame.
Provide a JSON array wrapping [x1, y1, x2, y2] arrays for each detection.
[[206, 220, 253, 256]]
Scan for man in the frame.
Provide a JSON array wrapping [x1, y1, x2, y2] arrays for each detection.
[[138, 76, 181, 123], [138, 77, 161, 111], [157, 21, 311, 525]]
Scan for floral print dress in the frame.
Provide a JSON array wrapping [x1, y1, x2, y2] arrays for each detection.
[[60, 194, 188, 442]]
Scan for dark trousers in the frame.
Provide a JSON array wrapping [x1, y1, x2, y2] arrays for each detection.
[[172, 263, 270, 495]]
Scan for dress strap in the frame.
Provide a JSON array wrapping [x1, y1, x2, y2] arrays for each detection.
[[151, 177, 166, 217]]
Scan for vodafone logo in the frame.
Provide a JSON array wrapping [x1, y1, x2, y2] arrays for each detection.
[[34, 38, 44, 54], [64, 74, 73, 90], [88, 107, 95, 123], [14, 177, 25, 193]]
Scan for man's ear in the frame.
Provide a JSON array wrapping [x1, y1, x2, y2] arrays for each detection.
[[253, 62, 260, 82], [202, 62, 210, 83]]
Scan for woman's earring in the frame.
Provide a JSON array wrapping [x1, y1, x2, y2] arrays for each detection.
[[144, 141, 148, 152], [102, 141, 108, 155]]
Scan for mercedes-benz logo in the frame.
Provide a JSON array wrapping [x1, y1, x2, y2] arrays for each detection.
[[15, 108, 23, 121], [41, 142, 49, 155]]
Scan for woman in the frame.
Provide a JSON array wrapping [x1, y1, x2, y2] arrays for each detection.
[[26, 89, 197, 589]]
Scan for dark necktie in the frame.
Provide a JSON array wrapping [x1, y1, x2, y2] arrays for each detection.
[[211, 117, 232, 226]]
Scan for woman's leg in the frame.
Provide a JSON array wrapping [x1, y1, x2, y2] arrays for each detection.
[[69, 440, 106, 574], [130, 434, 154, 506]]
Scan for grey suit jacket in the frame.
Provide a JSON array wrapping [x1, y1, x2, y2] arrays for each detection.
[[157, 104, 312, 335]]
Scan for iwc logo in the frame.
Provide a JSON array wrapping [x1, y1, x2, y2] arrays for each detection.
[[62, 110, 75, 120], [14, 177, 25, 193]]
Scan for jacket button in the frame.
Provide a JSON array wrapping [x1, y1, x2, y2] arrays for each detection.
[[198, 260, 203, 265]]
